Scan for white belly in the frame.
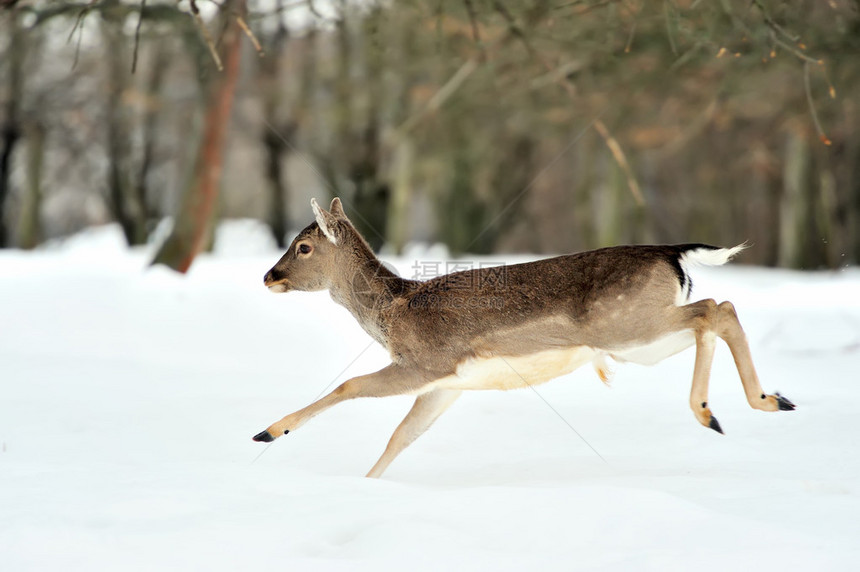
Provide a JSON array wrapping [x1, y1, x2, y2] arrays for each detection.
[[607, 329, 695, 366], [430, 346, 596, 392]]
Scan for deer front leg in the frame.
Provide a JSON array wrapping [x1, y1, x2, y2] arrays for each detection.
[[366, 389, 462, 479], [252, 364, 425, 443]]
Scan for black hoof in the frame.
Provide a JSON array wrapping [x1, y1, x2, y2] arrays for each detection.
[[708, 416, 724, 434], [775, 393, 796, 411], [252, 430, 274, 443]]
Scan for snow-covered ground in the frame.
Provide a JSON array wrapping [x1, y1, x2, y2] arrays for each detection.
[[2, 222, 859, 571]]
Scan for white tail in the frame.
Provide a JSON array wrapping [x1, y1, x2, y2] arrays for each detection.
[[681, 243, 748, 268], [254, 199, 794, 478], [676, 243, 748, 302]]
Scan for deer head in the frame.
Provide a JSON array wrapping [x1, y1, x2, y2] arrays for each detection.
[[263, 197, 349, 293]]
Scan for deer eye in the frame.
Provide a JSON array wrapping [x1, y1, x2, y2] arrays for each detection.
[[298, 243, 312, 255]]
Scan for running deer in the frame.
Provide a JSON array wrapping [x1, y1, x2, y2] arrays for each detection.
[[253, 197, 794, 477]]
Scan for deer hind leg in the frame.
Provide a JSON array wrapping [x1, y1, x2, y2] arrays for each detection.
[[252, 364, 424, 443], [714, 301, 795, 413], [687, 300, 723, 433], [365, 389, 462, 479]]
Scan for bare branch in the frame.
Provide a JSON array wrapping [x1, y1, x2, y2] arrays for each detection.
[[66, 0, 97, 43], [392, 57, 480, 140], [236, 15, 263, 56], [189, 0, 223, 71], [553, 0, 620, 15], [462, 0, 485, 59], [493, 0, 534, 55], [751, 0, 801, 43], [307, 0, 328, 21], [804, 61, 831, 146], [67, 0, 98, 70], [770, 31, 821, 64], [593, 118, 645, 206], [131, 0, 146, 74]]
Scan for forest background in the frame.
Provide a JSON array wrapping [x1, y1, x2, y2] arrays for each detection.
[[1, 0, 858, 270]]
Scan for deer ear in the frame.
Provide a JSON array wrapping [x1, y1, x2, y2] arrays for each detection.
[[329, 197, 346, 219], [311, 198, 338, 245]]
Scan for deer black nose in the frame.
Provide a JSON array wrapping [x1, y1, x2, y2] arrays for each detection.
[[263, 270, 275, 285]]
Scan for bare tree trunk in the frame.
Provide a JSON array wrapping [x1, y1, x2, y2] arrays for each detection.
[[374, 7, 411, 255], [16, 120, 44, 249], [778, 128, 812, 268], [0, 122, 20, 248], [592, 155, 623, 248], [386, 136, 412, 253], [851, 144, 860, 265], [817, 168, 839, 268], [151, 0, 244, 273], [103, 14, 147, 245], [263, 125, 291, 247], [260, 3, 291, 248], [297, 27, 318, 152], [0, 5, 24, 248], [334, 7, 388, 251], [136, 41, 171, 224]]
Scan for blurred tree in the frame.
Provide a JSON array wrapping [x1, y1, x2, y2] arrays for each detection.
[[0, 3, 24, 247], [151, 0, 246, 272], [102, 3, 147, 245], [16, 120, 44, 249], [258, 0, 292, 249], [1, 0, 858, 271]]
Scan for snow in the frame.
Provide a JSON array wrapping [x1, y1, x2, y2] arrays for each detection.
[[2, 222, 859, 571]]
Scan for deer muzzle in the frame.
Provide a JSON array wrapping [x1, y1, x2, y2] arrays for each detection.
[[264, 269, 291, 293]]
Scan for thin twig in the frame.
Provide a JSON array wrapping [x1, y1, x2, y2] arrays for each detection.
[[189, 0, 223, 70], [131, 0, 146, 73], [751, 0, 800, 43], [462, 0, 485, 60], [66, 0, 96, 43], [770, 31, 820, 64], [528, 59, 585, 91], [393, 57, 479, 139], [236, 15, 263, 55], [67, 0, 97, 70], [493, 0, 534, 55], [307, 0, 327, 21], [804, 61, 831, 146], [664, 0, 678, 56], [554, 0, 620, 15], [593, 118, 645, 205], [624, 19, 637, 53], [71, 23, 85, 70], [822, 63, 836, 99]]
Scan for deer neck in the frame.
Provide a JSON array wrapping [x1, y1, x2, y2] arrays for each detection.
[[328, 253, 410, 348]]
